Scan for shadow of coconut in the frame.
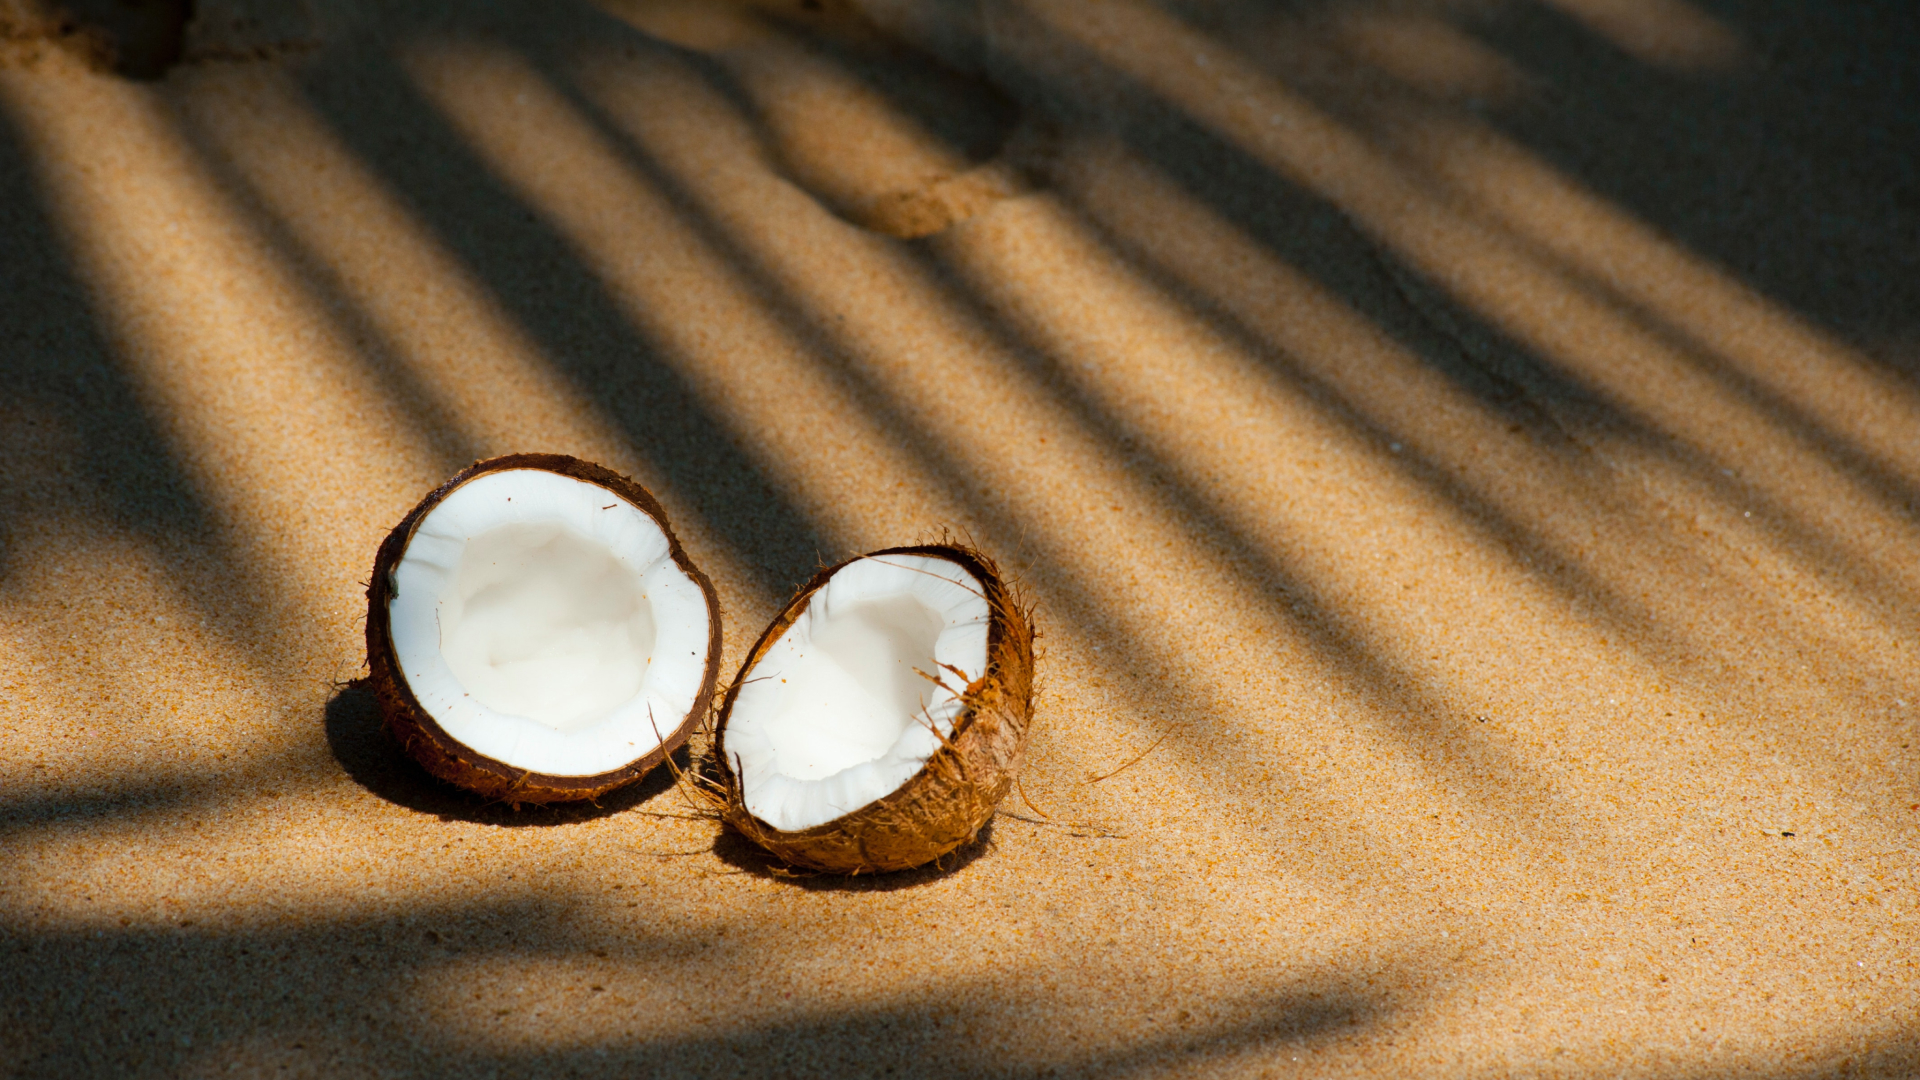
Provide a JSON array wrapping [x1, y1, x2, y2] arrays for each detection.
[[323, 678, 682, 827], [706, 815, 996, 890]]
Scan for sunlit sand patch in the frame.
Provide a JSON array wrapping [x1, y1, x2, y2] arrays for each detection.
[[1374, 106, 1920, 497], [410, 972, 672, 1054], [413, 929, 1406, 1071], [0, 61, 406, 836], [0, 54, 441, 653], [404, 946, 1060, 1053], [1042, 133, 1920, 814], [0, 484, 291, 760], [1322, 9, 1536, 107], [167, 61, 621, 469], [410, 951, 751, 1048], [1335, 109, 1920, 681], [0, 780, 731, 927], [932, 191, 1650, 772], [926, 182, 1918, 986], [1012, 0, 1920, 679]]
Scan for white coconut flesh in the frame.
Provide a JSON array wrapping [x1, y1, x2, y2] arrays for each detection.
[[727, 555, 991, 832], [386, 469, 713, 777]]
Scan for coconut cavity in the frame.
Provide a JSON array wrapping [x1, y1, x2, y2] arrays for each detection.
[[438, 520, 658, 733], [725, 554, 990, 831], [368, 456, 719, 802], [716, 545, 1035, 873]]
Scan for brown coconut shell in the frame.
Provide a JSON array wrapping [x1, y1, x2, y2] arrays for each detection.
[[713, 544, 1035, 874], [364, 453, 721, 806]]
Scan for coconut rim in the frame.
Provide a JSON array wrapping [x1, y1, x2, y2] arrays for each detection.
[[711, 542, 1027, 843], [364, 452, 722, 802]]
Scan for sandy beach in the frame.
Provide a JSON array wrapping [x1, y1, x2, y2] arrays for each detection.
[[2, 0, 1916, 1075]]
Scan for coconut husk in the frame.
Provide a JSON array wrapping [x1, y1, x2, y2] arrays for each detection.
[[713, 544, 1036, 874], [364, 453, 721, 806]]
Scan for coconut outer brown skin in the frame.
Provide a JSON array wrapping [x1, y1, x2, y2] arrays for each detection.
[[364, 453, 721, 806], [714, 544, 1035, 874]]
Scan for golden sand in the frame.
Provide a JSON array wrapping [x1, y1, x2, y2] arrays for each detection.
[[2, 0, 1915, 1075]]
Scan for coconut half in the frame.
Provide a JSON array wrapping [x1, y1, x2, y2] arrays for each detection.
[[365, 454, 720, 804], [714, 544, 1035, 873]]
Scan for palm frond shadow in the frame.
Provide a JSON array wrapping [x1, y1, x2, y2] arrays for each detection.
[[0, 905, 1393, 1079], [292, 41, 832, 603]]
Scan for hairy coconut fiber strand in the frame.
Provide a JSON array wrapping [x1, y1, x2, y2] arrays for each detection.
[[366, 453, 721, 805], [715, 544, 1035, 873]]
